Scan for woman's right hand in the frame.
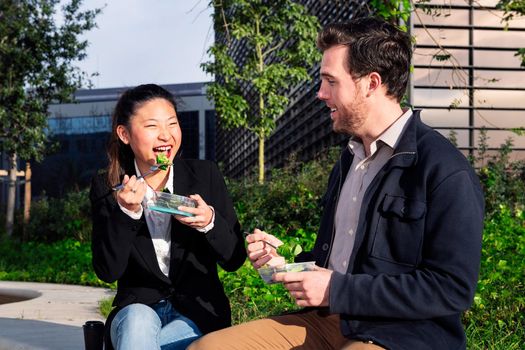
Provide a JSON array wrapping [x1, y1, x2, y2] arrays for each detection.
[[245, 228, 285, 269], [116, 175, 147, 213]]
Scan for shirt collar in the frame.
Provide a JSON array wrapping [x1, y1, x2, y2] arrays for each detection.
[[348, 108, 413, 156], [377, 108, 413, 150]]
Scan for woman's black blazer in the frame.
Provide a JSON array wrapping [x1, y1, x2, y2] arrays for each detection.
[[89, 159, 246, 342]]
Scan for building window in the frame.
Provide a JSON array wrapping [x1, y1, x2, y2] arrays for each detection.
[[178, 111, 199, 159]]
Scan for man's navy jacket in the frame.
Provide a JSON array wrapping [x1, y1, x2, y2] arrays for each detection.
[[297, 111, 484, 350]]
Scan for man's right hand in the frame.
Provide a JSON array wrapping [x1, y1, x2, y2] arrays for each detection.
[[245, 228, 285, 269]]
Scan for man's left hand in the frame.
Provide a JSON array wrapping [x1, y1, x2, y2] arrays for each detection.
[[273, 267, 333, 307]]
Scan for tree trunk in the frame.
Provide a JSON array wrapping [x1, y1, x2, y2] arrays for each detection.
[[6, 153, 17, 237], [258, 133, 265, 184], [23, 161, 32, 241]]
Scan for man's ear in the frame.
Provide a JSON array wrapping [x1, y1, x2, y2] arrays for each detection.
[[116, 125, 130, 144], [367, 72, 382, 96]]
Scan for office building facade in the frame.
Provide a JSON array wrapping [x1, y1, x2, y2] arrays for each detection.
[[215, 0, 525, 179]]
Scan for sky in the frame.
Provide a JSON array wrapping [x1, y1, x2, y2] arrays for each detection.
[[75, 0, 214, 89]]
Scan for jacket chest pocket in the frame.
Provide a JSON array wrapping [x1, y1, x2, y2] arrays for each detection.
[[370, 194, 426, 266]]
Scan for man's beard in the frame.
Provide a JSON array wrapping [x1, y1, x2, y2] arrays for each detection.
[[332, 98, 366, 136]]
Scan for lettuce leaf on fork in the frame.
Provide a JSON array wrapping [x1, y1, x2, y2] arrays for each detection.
[[156, 153, 170, 170]]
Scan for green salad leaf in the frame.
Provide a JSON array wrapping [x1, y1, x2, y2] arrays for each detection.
[[156, 153, 170, 170], [277, 242, 303, 262]]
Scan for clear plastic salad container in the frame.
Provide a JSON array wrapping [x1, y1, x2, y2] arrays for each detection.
[[258, 261, 316, 284], [147, 191, 196, 217]]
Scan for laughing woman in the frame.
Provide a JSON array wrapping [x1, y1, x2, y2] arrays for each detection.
[[89, 84, 246, 350]]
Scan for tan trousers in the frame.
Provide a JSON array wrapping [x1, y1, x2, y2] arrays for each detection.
[[188, 309, 385, 350]]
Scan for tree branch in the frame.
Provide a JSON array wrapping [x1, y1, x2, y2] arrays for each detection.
[[262, 42, 284, 60]]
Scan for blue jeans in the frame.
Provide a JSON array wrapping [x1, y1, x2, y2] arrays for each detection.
[[110, 300, 202, 350]]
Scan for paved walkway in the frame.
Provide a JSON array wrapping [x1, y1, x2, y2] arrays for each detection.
[[0, 281, 114, 350]]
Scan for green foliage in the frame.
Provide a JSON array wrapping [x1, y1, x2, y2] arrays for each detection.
[[473, 130, 525, 217], [22, 189, 92, 242], [448, 129, 458, 147], [219, 259, 299, 323], [463, 205, 525, 349], [0, 0, 100, 237], [515, 47, 525, 68], [510, 126, 525, 136], [497, 0, 525, 23], [465, 134, 525, 349], [0, 238, 112, 288], [203, 0, 321, 182], [370, 0, 412, 28], [433, 53, 451, 62], [495, 0, 525, 67], [0, 0, 101, 161], [99, 297, 114, 318], [227, 148, 339, 236]]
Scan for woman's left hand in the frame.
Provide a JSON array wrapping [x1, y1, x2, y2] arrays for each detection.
[[174, 194, 213, 230]]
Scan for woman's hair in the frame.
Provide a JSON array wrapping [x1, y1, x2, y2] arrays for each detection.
[[317, 17, 413, 102], [106, 84, 178, 186]]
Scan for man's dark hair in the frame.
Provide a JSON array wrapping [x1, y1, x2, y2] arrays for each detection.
[[317, 17, 412, 102]]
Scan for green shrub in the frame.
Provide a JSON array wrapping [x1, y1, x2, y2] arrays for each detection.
[[0, 238, 112, 288], [473, 130, 525, 217], [227, 148, 339, 238], [463, 205, 525, 349], [219, 260, 298, 323], [23, 189, 92, 242]]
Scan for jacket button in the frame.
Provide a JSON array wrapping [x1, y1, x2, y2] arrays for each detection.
[[322, 243, 329, 251]]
